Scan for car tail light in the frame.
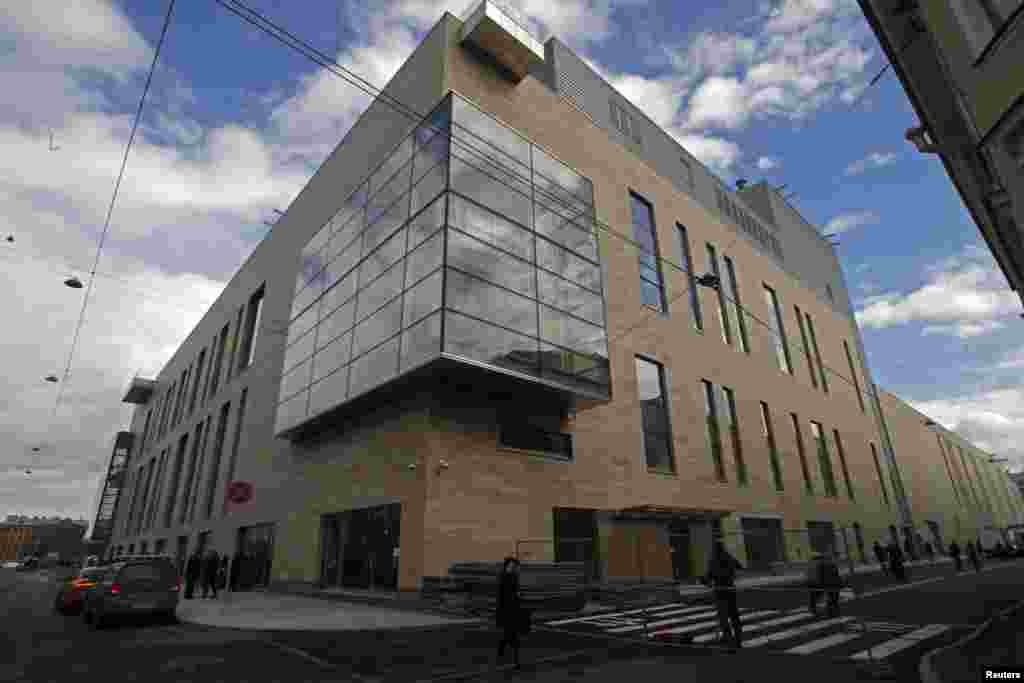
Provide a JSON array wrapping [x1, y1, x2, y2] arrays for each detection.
[[110, 583, 121, 595], [72, 579, 96, 590], [172, 580, 181, 592]]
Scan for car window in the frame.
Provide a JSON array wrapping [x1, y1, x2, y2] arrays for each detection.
[[118, 563, 175, 585], [79, 569, 104, 581]]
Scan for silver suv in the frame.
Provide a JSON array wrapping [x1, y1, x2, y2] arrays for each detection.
[[82, 557, 180, 628]]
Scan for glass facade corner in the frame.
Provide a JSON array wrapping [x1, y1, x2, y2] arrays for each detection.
[[275, 94, 610, 437]]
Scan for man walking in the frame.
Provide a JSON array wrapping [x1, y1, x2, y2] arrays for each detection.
[[184, 550, 202, 600], [807, 552, 843, 618], [201, 549, 220, 599], [948, 540, 962, 572], [967, 541, 982, 573], [703, 542, 744, 649], [872, 541, 888, 575], [887, 541, 907, 582], [495, 557, 523, 670]]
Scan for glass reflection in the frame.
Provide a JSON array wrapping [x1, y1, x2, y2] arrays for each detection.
[[539, 304, 605, 356], [352, 297, 402, 360], [405, 230, 444, 288], [321, 271, 357, 319], [534, 202, 598, 261], [367, 181, 409, 240], [402, 268, 442, 328], [288, 304, 318, 346], [309, 366, 349, 417], [414, 132, 449, 182], [317, 299, 355, 351], [283, 327, 316, 374], [280, 359, 312, 402], [400, 311, 441, 371], [445, 269, 538, 336], [370, 137, 412, 199], [444, 311, 540, 376], [359, 227, 406, 285], [407, 195, 445, 252], [312, 331, 351, 383], [275, 391, 308, 433], [532, 146, 593, 207], [410, 161, 447, 217], [446, 228, 535, 297], [448, 194, 532, 261], [452, 95, 530, 171], [538, 271, 604, 326], [539, 342, 610, 391], [450, 156, 532, 229], [537, 238, 602, 293], [356, 260, 403, 322], [349, 336, 399, 398]]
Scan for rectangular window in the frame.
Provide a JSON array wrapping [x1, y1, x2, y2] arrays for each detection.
[[676, 225, 703, 331], [794, 306, 818, 388], [173, 367, 189, 428], [843, 341, 865, 412], [209, 324, 228, 398], [636, 357, 674, 472], [761, 402, 783, 491], [238, 286, 265, 372], [804, 312, 829, 393], [186, 417, 213, 524], [139, 409, 153, 455], [163, 433, 189, 528], [832, 429, 855, 500], [763, 285, 792, 374], [630, 192, 666, 312], [791, 413, 813, 494], [178, 421, 206, 525], [722, 387, 747, 485], [222, 388, 248, 516], [707, 244, 733, 346], [147, 452, 167, 530], [870, 443, 890, 505], [940, 437, 969, 506], [189, 348, 207, 416], [810, 421, 837, 497], [723, 255, 750, 353], [227, 306, 244, 382], [957, 445, 982, 508], [498, 424, 573, 460], [703, 380, 726, 481], [203, 401, 232, 520], [610, 100, 640, 144]]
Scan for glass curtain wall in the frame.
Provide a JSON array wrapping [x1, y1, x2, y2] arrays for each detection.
[[276, 94, 609, 435]]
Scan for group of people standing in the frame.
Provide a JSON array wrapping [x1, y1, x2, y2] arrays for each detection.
[[872, 540, 910, 581], [947, 539, 985, 573], [183, 548, 246, 599]]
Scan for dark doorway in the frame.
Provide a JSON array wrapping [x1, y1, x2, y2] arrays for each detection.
[[553, 508, 598, 582], [322, 503, 401, 590], [236, 523, 276, 590], [807, 521, 836, 555], [176, 536, 188, 577], [741, 518, 785, 571], [667, 518, 691, 581]]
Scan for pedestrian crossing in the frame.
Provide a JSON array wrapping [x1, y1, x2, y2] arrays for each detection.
[[541, 600, 957, 662]]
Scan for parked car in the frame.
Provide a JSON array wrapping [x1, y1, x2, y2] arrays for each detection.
[[54, 567, 106, 615], [15, 557, 39, 571], [2, 561, 20, 569], [82, 557, 180, 628]]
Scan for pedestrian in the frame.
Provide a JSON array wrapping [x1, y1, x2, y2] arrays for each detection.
[[230, 550, 243, 592], [184, 550, 202, 600], [872, 541, 888, 575], [703, 542, 744, 649], [201, 549, 220, 599], [923, 541, 935, 564], [807, 552, 843, 618], [967, 541, 981, 572], [948, 540, 963, 572], [887, 541, 907, 582], [495, 557, 523, 670], [217, 555, 228, 595]]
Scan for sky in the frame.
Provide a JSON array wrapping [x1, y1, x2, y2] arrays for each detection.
[[1, 0, 1021, 524]]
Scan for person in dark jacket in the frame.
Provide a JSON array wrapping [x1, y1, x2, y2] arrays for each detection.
[[807, 552, 843, 618], [703, 542, 744, 648], [217, 555, 229, 593], [872, 541, 888, 574], [495, 557, 523, 670], [967, 541, 981, 572], [949, 540, 962, 572], [886, 542, 907, 582], [229, 551, 243, 592], [201, 549, 221, 599], [184, 551, 202, 600], [922, 541, 935, 564]]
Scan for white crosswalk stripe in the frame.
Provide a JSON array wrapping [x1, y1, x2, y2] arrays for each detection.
[[692, 609, 812, 643], [785, 631, 862, 654], [742, 616, 854, 647], [604, 606, 724, 634], [849, 624, 950, 660], [650, 610, 780, 637]]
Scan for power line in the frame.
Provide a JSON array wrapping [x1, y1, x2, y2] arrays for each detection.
[[210, 0, 875, 405], [35, 0, 178, 470]]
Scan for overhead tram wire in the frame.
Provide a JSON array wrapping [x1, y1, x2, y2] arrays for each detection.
[[211, 0, 875, 406], [33, 0, 178, 472]]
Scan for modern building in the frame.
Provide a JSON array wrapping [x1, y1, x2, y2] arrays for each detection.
[[857, 0, 1024, 306], [105, 3, 1024, 592]]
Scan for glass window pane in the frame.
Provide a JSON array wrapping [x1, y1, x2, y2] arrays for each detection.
[[366, 187, 409, 247], [274, 391, 308, 434], [327, 237, 361, 287], [408, 195, 445, 252], [450, 155, 532, 229], [355, 260, 404, 322], [300, 245, 328, 288], [352, 297, 402, 359], [321, 270, 357, 318], [445, 269, 538, 336], [636, 358, 663, 402], [535, 203, 598, 261], [540, 304, 605, 358], [308, 365, 349, 418], [312, 331, 351, 384], [291, 280, 321, 320], [414, 132, 449, 181], [400, 310, 441, 371], [538, 271, 604, 326], [403, 268, 442, 328], [306, 223, 330, 255], [317, 298, 355, 350], [539, 342, 609, 391], [349, 336, 399, 397], [279, 359, 312, 403], [640, 279, 664, 309], [328, 213, 363, 263], [414, 98, 451, 147], [448, 194, 532, 261], [370, 138, 412, 198], [532, 146, 593, 207], [283, 327, 316, 374], [537, 238, 602, 293], [446, 228, 535, 297], [452, 95, 531, 170], [444, 311, 540, 375], [405, 230, 444, 289], [644, 435, 673, 471], [287, 305, 318, 347], [359, 228, 406, 286], [411, 161, 447, 216]]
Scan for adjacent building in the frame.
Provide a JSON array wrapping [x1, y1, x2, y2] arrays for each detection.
[[0, 517, 88, 563], [857, 0, 1024, 306], [104, 4, 1024, 592]]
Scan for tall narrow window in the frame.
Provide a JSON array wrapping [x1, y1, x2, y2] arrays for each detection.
[[722, 387, 747, 485], [160, 383, 175, 438], [222, 388, 249, 516], [957, 444, 982, 508], [940, 436, 969, 506], [148, 452, 167, 530], [238, 286, 265, 372], [870, 443, 890, 505], [630, 193, 666, 312], [209, 324, 229, 398], [178, 421, 206, 524], [970, 455, 994, 514], [804, 312, 828, 393], [636, 357, 674, 472], [186, 417, 212, 524], [172, 367, 189, 428], [832, 429, 855, 500], [764, 285, 792, 374], [707, 244, 733, 345], [794, 306, 818, 388], [203, 401, 232, 520], [723, 255, 750, 353], [163, 433, 189, 528], [843, 341, 865, 412], [227, 306, 244, 382], [189, 348, 207, 416], [791, 413, 813, 494], [703, 380, 726, 481], [810, 421, 837, 497], [676, 224, 703, 331], [139, 409, 153, 455], [761, 402, 783, 491]]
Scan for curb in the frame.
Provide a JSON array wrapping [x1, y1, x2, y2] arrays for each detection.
[[918, 597, 1024, 683]]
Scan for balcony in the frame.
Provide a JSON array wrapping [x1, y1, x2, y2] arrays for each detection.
[[460, 0, 544, 81]]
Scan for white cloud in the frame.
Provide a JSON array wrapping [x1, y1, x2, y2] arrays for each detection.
[[823, 210, 879, 235], [757, 156, 780, 170], [845, 151, 899, 175], [909, 390, 1024, 473], [673, 133, 743, 172], [856, 248, 1019, 336]]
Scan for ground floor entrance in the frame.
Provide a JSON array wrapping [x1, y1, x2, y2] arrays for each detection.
[[320, 503, 401, 590], [236, 523, 275, 590]]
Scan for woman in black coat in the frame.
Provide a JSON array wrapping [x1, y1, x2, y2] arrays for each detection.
[[495, 557, 523, 669]]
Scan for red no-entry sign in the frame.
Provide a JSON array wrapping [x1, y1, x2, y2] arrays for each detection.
[[226, 481, 253, 504]]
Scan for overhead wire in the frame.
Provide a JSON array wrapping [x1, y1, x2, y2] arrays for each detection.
[[210, 0, 875, 406]]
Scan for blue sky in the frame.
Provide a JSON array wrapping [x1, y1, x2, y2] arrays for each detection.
[[1, 0, 1020, 521]]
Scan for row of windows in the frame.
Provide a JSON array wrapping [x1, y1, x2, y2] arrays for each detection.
[[714, 187, 783, 260], [636, 356, 881, 501], [122, 389, 249, 539], [935, 433, 1018, 519]]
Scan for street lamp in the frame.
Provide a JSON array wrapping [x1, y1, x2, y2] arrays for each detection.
[[64, 276, 83, 289]]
